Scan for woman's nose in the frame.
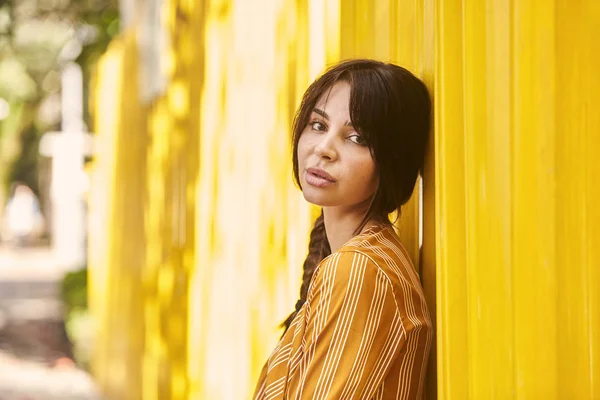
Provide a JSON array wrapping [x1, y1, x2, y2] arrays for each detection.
[[314, 133, 337, 160]]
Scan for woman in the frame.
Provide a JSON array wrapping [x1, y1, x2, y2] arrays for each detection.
[[254, 59, 432, 399]]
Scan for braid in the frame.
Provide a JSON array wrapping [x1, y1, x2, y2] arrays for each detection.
[[281, 211, 331, 333]]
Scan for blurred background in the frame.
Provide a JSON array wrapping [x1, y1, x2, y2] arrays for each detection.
[[0, 0, 598, 399], [0, 0, 114, 398]]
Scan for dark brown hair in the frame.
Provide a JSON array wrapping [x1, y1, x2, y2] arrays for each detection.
[[282, 59, 431, 332]]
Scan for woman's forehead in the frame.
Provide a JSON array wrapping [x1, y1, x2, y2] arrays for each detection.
[[314, 81, 352, 115]]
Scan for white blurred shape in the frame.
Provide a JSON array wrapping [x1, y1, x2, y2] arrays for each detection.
[[58, 37, 83, 62], [39, 63, 92, 271], [37, 92, 62, 127], [0, 98, 9, 120]]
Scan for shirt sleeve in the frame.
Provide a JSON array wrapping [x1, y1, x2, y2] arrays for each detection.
[[288, 250, 407, 400]]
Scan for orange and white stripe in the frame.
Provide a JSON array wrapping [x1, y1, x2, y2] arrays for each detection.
[[254, 224, 432, 399]]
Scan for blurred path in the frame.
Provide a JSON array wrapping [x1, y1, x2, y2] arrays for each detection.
[[0, 244, 101, 400]]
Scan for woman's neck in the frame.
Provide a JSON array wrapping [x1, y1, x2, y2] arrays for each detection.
[[323, 207, 381, 252]]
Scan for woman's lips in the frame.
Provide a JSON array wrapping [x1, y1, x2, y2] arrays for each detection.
[[305, 167, 335, 188]]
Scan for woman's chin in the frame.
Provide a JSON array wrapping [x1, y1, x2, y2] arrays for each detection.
[[301, 190, 334, 207]]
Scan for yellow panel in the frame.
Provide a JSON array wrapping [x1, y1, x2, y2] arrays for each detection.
[[435, 0, 600, 398], [189, 1, 317, 398], [555, 1, 599, 398], [434, 0, 469, 396], [585, 7, 600, 396], [512, 1, 557, 398], [464, 0, 515, 396], [88, 38, 123, 397], [89, 31, 147, 400]]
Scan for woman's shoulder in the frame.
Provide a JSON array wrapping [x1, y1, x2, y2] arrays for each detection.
[[331, 224, 425, 297], [314, 224, 431, 327], [341, 224, 415, 270]]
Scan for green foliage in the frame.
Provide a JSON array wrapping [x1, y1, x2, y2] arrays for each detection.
[[0, 0, 119, 206], [66, 308, 93, 369], [0, 58, 37, 101], [7, 123, 40, 193], [61, 267, 92, 369], [61, 267, 88, 314]]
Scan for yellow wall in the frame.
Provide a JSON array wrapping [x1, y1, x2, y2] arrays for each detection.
[[89, 31, 147, 400], [89, 0, 599, 399], [435, 1, 600, 398]]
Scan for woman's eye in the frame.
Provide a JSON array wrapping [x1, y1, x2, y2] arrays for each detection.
[[348, 134, 366, 145], [310, 121, 326, 132]]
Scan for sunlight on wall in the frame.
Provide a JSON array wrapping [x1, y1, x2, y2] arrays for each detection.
[[190, 2, 318, 398], [89, 31, 147, 400]]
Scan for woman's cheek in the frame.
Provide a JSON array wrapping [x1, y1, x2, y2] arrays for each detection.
[[358, 156, 377, 192]]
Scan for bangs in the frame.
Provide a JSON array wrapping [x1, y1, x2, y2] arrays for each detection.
[[346, 68, 394, 154], [304, 70, 391, 151]]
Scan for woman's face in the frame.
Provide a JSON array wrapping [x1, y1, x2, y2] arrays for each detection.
[[297, 81, 377, 211]]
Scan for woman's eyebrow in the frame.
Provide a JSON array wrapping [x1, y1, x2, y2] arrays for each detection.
[[312, 108, 353, 126], [312, 108, 329, 119]]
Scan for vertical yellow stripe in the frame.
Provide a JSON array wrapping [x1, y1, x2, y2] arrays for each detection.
[[512, 0, 557, 398], [555, 2, 599, 398], [587, 7, 600, 396], [435, 0, 469, 397]]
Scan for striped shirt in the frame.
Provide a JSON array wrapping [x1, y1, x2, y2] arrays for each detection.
[[253, 224, 433, 399]]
